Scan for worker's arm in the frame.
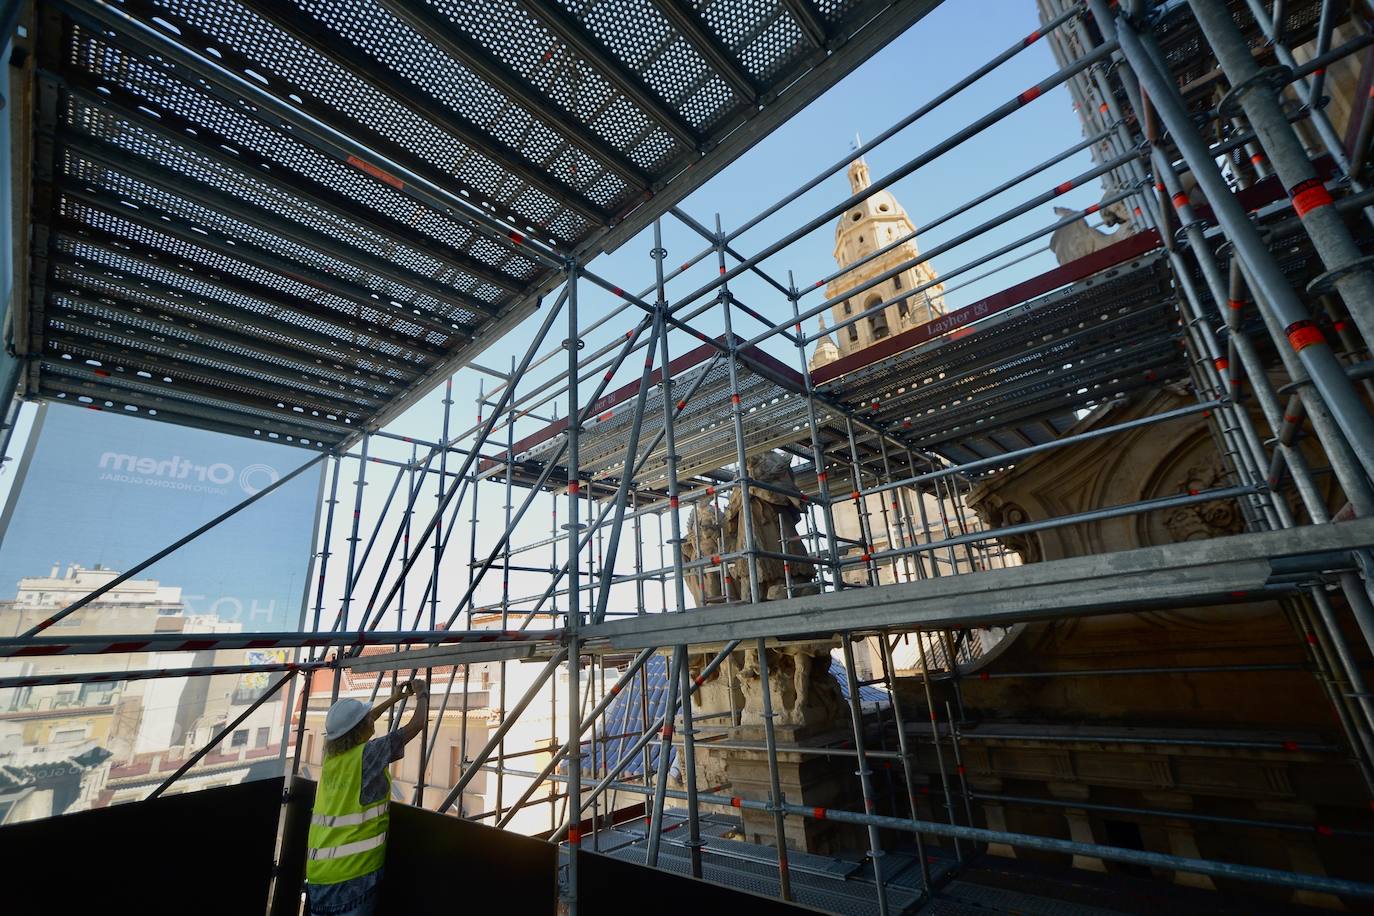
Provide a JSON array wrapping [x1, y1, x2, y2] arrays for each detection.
[[368, 688, 407, 723], [398, 679, 429, 745]]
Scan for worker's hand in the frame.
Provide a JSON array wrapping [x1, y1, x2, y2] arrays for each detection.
[[395, 682, 414, 699], [408, 678, 429, 698]]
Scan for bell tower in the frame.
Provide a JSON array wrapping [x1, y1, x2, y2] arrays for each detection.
[[815, 152, 946, 365]]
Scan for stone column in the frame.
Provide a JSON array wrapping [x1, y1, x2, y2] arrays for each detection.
[[971, 776, 1017, 859], [1048, 782, 1105, 872], [1256, 801, 1345, 911], [1141, 791, 1215, 890]]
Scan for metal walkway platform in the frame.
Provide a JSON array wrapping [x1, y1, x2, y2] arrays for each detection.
[[26, 0, 937, 447]]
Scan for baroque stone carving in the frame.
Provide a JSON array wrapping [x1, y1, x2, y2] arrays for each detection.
[[974, 494, 1043, 564], [684, 453, 841, 729], [681, 502, 733, 607], [1047, 190, 1143, 265], [1161, 460, 1245, 543], [735, 644, 847, 728], [722, 451, 817, 602]]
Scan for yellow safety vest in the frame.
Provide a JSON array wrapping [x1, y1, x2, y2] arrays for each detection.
[[306, 742, 390, 885]]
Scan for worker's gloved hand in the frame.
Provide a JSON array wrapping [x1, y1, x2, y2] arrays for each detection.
[[408, 678, 429, 698]]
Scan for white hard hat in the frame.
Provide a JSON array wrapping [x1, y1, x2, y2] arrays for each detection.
[[325, 698, 369, 740]]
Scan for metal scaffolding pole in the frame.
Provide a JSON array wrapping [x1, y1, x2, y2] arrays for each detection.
[[875, 632, 925, 881], [48, 1, 1374, 905], [1187, 0, 1374, 350], [1116, 10, 1374, 483], [562, 264, 583, 916], [496, 364, 515, 823], [841, 633, 891, 916], [916, 629, 963, 862], [338, 436, 370, 646], [553, 641, 742, 840], [513, 768, 1374, 900], [309, 456, 342, 638], [148, 670, 296, 799]]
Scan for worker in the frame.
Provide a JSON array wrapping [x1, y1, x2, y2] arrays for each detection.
[[304, 677, 430, 915]]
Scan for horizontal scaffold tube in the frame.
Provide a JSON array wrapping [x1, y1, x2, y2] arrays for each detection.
[[0, 628, 561, 658], [842, 486, 1260, 566], [0, 659, 329, 688], [862, 401, 1220, 498], [505, 769, 1374, 899]]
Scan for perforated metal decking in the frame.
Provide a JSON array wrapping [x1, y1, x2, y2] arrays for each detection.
[[815, 247, 1181, 468], [23, 0, 939, 448], [493, 237, 1191, 497]]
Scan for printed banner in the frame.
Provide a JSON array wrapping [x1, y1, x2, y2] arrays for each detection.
[[0, 403, 324, 632]]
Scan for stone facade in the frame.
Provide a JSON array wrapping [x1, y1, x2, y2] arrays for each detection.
[[939, 390, 1372, 908]]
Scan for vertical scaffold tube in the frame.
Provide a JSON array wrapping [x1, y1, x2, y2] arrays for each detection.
[[1187, 0, 1374, 349], [1115, 12, 1374, 482], [878, 632, 931, 894], [564, 266, 583, 916], [716, 222, 789, 898], [333, 437, 368, 704], [842, 634, 890, 915], [788, 272, 843, 588], [917, 630, 963, 861]]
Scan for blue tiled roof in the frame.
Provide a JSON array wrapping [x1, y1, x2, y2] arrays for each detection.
[[828, 657, 890, 705], [589, 654, 677, 780]]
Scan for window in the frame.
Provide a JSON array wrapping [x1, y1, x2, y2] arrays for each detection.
[[255, 727, 270, 748], [842, 301, 858, 343], [449, 745, 462, 787], [893, 274, 902, 290], [898, 298, 909, 320], [53, 728, 86, 744], [305, 733, 315, 764], [230, 729, 248, 748], [78, 682, 115, 705]]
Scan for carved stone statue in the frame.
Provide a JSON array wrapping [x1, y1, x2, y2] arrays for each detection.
[[681, 502, 734, 606], [735, 643, 847, 728], [682, 453, 841, 729], [1049, 204, 1135, 264], [721, 451, 817, 602], [1161, 460, 1245, 543], [1047, 181, 1158, 266], [973, 494, 1043, 564]]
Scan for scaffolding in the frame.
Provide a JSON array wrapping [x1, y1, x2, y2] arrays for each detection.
[[6, 0, 1374, 913]]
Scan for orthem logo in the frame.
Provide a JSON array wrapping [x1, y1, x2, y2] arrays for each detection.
[[238, 463, 280, 496], [97, 452, 279, 496]]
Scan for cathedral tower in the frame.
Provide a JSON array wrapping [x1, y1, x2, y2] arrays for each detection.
[[815, 155, 946, 366]]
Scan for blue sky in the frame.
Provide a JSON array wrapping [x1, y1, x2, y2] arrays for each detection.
[[381, 1, 1103, 444], [308, 2, 1113, 629], [0, 5, 1114, 631]]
